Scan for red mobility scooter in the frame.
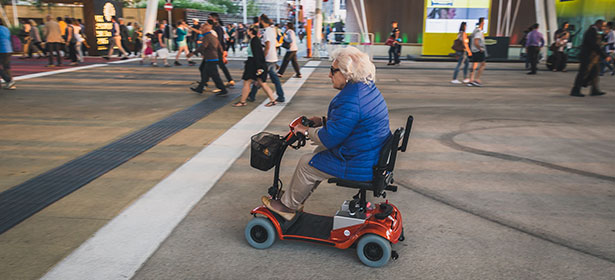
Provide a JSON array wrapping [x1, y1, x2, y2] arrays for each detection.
[[245, 115, 413, 267]]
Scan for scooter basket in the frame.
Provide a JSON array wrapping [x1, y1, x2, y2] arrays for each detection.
[[250, 132, 284, 171]]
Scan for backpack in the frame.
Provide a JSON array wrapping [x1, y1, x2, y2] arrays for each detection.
[[10, 35, 22, 52]]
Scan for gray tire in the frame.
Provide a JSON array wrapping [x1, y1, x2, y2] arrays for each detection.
[[245, 217, 276, 249], [356, 234, 392, 267]]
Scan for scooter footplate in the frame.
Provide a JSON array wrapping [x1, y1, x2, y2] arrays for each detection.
[[273, 212, 333, 240]]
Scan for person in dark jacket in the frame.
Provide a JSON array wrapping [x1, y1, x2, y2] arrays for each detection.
[[232, 26, 277, 107], [119, 18, 131, 56], [186, 20, 227, 95], [570, 20, 607, 97], [261, 47, 390, 220], [208, 13, 235, 87]]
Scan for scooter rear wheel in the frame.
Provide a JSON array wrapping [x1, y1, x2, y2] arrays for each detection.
[[245, 217, 276, 249], [356, 234, 392, 267]]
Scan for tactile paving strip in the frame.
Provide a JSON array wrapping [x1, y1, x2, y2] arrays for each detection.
[[0, 89, 241, 235]]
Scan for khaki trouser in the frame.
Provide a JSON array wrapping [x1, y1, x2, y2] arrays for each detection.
[[108, 36, 128, 57], [281, 144, 334, 210]]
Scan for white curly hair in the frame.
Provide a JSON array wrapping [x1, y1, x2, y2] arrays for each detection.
[[330, 46, 376, 84]]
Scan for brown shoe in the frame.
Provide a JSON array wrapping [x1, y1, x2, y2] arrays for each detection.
[[261, 196, 296, 221]]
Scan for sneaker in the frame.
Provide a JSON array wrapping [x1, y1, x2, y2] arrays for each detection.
[[5, 80, 16, 90], [466, 83, 473, 87], [275, 98, 285, 103], [225, 80, 235, 87], [212, 89, 227, 95], [276, 73, 283, 77], [247, 96, 255, 102], [294, 74, 302, 78], [46, 64, 56, 67], [527, 71, 536, 75], [387, 62, 394, 65], [174, 61, 181, 66], [471, 81, 482, 87], [120, 57, 128, 60], [190, 86, 204, 94], [102, 56, 110, 60], [451, 79, 461, 84], [69, 62, 78, 66], [164, 63, 171, 67], [151, 62, 158, 67], [462, 79, 470, 83], [188, 61, 196, 66]]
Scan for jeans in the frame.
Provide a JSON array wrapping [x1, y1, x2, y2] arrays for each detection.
[[248, 62, 285, 101], [452, 52, 469, 80], [388, 44, 401, 63]]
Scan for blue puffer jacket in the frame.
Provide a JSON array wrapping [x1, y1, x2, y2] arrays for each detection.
[[309, 82, 390, 182]]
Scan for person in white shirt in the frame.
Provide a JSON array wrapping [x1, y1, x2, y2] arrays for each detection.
[[247, 14, 285, 102], [277, 22, 302, 78]]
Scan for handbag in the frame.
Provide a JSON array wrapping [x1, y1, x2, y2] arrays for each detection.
[[452, 38, 464, 51], [385, 37, 395, 46], [282, 41, 290, 49]]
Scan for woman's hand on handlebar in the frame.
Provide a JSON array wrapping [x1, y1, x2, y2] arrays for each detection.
[[294, 123, 309, 137], [308, 116, 323, 127]]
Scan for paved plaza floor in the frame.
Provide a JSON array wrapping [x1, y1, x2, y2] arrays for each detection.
[[0, 58, 614, 279]]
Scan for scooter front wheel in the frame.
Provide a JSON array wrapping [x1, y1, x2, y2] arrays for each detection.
[[356, 234, 392, 267], [245, 217, 276, 249]]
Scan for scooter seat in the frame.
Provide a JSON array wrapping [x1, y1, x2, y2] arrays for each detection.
[[328, 178, 374, 190]]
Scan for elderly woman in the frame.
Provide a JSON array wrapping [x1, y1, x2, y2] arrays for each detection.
[[262, 47, 391, 220]]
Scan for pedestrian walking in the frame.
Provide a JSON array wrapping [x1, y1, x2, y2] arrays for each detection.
[[208, 13, 235, 87], [119, 18, 131, 56], [387, 21, 401, 65], [570, 20, 607, 97], [525, 23, 545, 75], [186, 20, 227, 95], [468, 17, 487, 87], [104, 16, 129, 60], [151, 23, 170, 67], [65, 18, 79, 65], [238, 23, 247, 50], [189, 18, 200, 52], [0, 21, 15, 89], [247, 14, 285, 102], [133, 23, 142, 57], [44, 15, 64, 67], [599, 21, 614, 76], [174, 20, 191, 66], [233, 26, 277, 107], [19, 20, 31, 58], [277, 22, 302, 78], [27, 20, 45, 58], [451, 22, 472, 84], [226, 23, 236, 54], [550, 29, 569, 72]]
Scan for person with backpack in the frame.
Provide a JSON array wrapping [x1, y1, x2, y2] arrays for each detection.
[[451, 21, 472, 84], [0, 21, 15, 89], [103, 16, 129, 60], [277, 22, 301, 78]]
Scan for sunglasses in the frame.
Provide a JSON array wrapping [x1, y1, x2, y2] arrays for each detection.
[[330, 66, 341, 74]]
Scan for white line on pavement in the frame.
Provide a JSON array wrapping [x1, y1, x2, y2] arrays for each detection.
[[14, 64, 108, 81], [14, 57, 141, 81], [41, 60, 321, 280]]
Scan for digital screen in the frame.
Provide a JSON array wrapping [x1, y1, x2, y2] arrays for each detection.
[[425, 0, 490, 33]]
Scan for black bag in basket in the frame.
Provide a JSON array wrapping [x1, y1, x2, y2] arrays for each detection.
[[251, 132, 284, 171]]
